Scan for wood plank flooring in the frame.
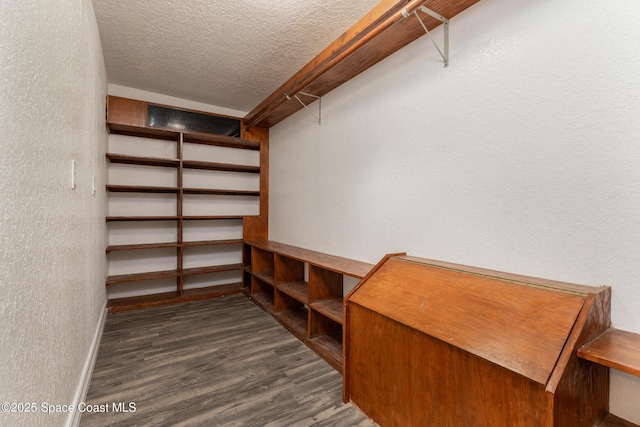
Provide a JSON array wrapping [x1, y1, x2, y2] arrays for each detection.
[[81, 294, 374, 426]]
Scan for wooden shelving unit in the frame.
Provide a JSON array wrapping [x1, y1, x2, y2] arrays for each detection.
[[243, 239, 374, 373], [105, 96, 263, 312]]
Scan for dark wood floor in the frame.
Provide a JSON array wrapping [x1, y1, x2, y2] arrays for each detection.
[[81, 294, 373, 426]]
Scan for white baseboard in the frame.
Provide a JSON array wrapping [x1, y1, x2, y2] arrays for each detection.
[[66, 301, 108, 427]]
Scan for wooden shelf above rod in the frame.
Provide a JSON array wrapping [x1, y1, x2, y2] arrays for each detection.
[[243, 0, 481, 129]]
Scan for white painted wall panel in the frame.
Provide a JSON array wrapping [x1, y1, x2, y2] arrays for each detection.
[[182, 219, 243, 242], [182, 144, 260, 166], [182, 245, 242, 269], [108, 221, 177, 246], [182, 194, 259, 217], [107, 249, 177, 276], [108, 193, 177, 217], [270, 0, 640, 422], [109, 134, 177, 160], [182, 169, 260, 192]]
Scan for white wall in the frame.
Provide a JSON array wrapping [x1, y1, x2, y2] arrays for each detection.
[[270, 0, 640, 422], [0, 0, 108, 425]]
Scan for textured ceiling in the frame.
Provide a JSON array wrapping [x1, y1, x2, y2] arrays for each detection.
[[92, 0, 380, 113]]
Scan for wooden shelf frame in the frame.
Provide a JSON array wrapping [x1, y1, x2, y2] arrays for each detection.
[[106, 153, 180, 168], [106, 215, 254, 222], [182, 263, 243, 277], [105, 110, 264, 312], [107, 282, 242, 313], [106, 269, 181, 285], [182, 160, 260, 173], [106, 239, 243, 253], [106, 264, 243, 286], [244, 239, 374, 373], [106, 184, 179, 194], [107, 153, 260, 174], [182, 187, 260, 196]]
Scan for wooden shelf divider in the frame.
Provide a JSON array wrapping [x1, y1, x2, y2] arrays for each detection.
[[182, 263, 243, 277], [106, 153, 180, 168], [578, 329, 640, 378], [107, 283, 243, 313], [311, 298, 344, 324], [277, 281, 310, 304], [106, 269, 180, 285], [106, 184, 179, 193], [106, 242, 179, 253], [106, 216, 179, 222], [182, 187, 260, 196], [182, 160, 260, 173], [182, 215, 254, 220], [253, 271, 275, 286], [106, 215, 255, 222], [182, 239, 243, 248]]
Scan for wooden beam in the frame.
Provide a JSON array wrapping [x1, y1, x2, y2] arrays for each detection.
[[244, 0, 481, 129]]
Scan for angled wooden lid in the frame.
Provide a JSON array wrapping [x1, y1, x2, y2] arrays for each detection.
[[348, 256, 589, 385]]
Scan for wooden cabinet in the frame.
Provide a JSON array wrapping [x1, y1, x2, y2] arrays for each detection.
[[105, 96, 263, 312], [243, 240, 373, 372], [344, 254, 612, 427]]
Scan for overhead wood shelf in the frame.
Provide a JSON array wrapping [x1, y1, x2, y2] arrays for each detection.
[[244, 0, 481, 129]]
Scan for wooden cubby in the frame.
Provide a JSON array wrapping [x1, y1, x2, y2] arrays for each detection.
[[243, 240, 374, 373], [105, 96, 263, 312]]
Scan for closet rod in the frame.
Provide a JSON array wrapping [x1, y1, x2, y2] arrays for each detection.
[[244, 0, 428, 130]]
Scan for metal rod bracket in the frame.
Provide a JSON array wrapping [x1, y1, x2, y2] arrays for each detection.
[[286, 92, 322, 125], [403, 6, 449, 67]]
